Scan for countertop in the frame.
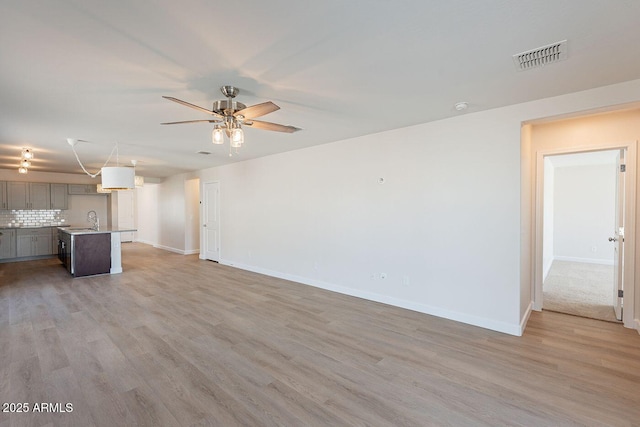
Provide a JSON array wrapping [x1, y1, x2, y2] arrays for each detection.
[[0, 224, 69, 229], [58, 226, 137, 235]]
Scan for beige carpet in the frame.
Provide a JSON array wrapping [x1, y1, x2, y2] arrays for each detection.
[[543, 260, 620, 323]]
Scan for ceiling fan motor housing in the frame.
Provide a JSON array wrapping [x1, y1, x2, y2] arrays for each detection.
[[212, 100, 247, 115]]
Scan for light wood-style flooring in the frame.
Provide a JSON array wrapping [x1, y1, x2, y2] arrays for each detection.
[[1, 243, 640, 426]]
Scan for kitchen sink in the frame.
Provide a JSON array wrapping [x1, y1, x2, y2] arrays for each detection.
[[68, 227, 96, 231]]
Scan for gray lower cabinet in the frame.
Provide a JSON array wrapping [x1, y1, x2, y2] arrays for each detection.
[[16, 228, 53, 257], [0, 229, 17, 259]]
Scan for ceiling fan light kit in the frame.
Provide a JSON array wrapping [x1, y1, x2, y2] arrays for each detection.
[[163, 85, 300, 155]]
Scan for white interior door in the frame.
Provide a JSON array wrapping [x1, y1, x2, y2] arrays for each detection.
[[612, 149, 625, 320], [203, 182, 220, 261]]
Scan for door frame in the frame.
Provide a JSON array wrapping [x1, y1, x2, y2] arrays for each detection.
[[532, 140, 637, 328], [201, 181, 221, 262]]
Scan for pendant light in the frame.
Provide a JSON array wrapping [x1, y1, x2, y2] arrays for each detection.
[[101, 166, 135, 190], [67, 138, 135, 190], [21, 148, 34, 160]]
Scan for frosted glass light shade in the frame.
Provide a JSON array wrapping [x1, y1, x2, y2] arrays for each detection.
[[230, 127, 244, 148], [101, 167, 135, 190], [212, 127, 224, 144]]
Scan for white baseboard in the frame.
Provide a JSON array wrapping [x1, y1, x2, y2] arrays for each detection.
[[220, 259, 522, 336], [135, 239, 156, 246], [635, 319, 640, 335], [554, 256, 614, 266], [519, 301, 533, 336], [135, 242, 198, 255], [153, 244, 187, 255]]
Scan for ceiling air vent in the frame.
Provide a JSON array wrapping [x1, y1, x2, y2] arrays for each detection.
[[513, 40, 567, 71]]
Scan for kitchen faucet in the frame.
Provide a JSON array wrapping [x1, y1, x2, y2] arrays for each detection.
[[87, 210, 99, 230]]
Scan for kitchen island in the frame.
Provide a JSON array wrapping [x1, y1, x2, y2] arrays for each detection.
[[58, 226, 136, 277]]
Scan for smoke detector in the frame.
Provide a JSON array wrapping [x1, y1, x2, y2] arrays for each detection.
[[513, 40, 568, 71], [454, 102, 468, 112]]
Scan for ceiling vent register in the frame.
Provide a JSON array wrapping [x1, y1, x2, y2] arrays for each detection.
[[513, 40, 567, 71]]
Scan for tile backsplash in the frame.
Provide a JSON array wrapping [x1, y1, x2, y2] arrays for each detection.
[[0, 209, 68, 227]]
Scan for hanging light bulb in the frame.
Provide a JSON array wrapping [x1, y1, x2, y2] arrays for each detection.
[[230, 126, 244, 148], [18, 166, 28, 174], [20, 159, 31, 168], [21, 148, 34, 159], [212, 126, 224, 145]]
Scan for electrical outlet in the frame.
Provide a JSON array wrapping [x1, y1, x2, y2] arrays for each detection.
[[591, 246, 597, 253]]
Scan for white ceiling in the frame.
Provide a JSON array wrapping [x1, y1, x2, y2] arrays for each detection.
[[2, 1, 640, 178]]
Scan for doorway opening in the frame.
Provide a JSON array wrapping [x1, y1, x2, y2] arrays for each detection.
[[531, 140, 636, 329], [542, 150, 621, 322]]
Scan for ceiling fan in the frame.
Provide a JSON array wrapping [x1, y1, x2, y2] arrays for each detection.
[[162, 85, 301, 149]]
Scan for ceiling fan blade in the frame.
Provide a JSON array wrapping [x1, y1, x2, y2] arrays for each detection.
[[245, 119, 301, 133], [235, 101, 280, 120], [162, 96, 223, 118], [161, 119, 222, 125]]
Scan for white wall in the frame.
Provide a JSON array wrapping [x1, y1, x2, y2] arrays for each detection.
[[184, 178, 200, 254], [132, 175, 197, 254], [136, 184, 159, 246], [65, 195, 108, 227], [553, 163, 616, 264], [157, 174, 187, 253], [199, 111, 523, 334]]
